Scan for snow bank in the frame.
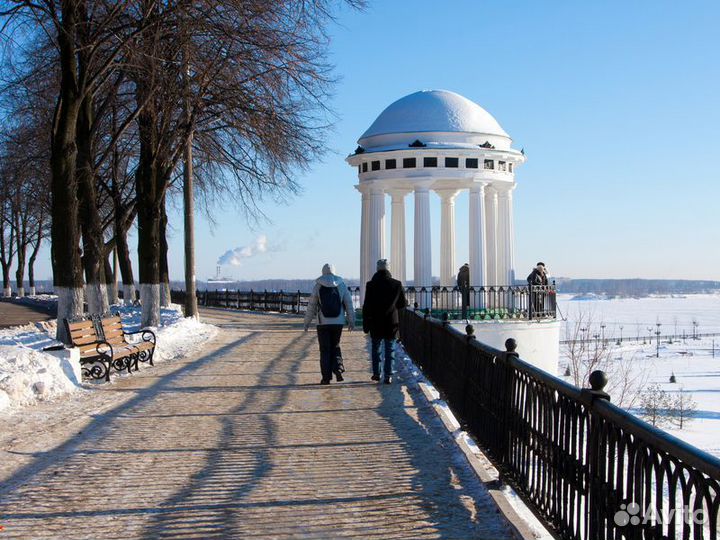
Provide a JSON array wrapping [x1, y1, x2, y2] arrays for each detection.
[[0, 304, 217, 413]]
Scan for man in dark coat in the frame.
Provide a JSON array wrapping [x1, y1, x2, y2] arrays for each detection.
[[527, 262, 549, 314], [456, 263, 470, 319], [362, 259, 407, 383]]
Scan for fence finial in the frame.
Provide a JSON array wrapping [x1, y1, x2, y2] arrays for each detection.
[[465, 324, 475, 339], [441, 312, 449, 325], [505, 338, 517, 353], [587, 370, 610, 401], [413, 302, 419, 311]]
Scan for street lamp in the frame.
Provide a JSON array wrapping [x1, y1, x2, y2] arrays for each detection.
[[601, 324, 606, 347], [619, 325, 624, 344], [647, 327, 653, 345], [656, 322, 662, 358]]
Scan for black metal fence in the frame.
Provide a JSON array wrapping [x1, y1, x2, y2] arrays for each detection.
[[399, 307, 720, 540], [171, 283, 557, 321]]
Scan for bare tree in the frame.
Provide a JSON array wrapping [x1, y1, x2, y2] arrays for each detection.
[[669, 387, 697, 430], [640, 383, 670, 428], [563, 311, 648, 408]]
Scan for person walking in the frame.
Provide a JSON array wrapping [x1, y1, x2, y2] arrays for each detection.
[[457, 263, 470, 320], [304, 263, 355, 385], [362, 259, 407, 384]]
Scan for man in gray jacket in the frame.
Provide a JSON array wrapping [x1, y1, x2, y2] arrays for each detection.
[[304, 263, 356, 385]]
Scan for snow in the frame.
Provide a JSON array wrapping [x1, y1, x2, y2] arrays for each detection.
[[360, 90, 509, 140], [556, 292, 720, 457], [0, 300, 217, 413]]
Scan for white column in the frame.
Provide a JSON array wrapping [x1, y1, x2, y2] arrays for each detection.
[[414, 184, 432, 307], [369, 186, 386, 275], [437, 189, 459, 287], [497, 184, 516, 285], [468, 183, 487, 288], [389, 190, 408, 283], [357, 185, 370, 300], [485, 186, 498, 285]]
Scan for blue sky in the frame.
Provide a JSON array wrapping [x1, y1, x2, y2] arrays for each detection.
[[30, 1, 720, 282]]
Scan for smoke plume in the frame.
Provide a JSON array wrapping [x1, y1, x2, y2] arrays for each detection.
[[217, 235, 268, 266]]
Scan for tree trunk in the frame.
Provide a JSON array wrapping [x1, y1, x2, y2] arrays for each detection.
[[159, 193, 171, 307], [1, 205, 14, 297], [1, 262, 10, 297], [115, 217, 136, 303], [136, 98, 162, 327], [76, 49, 108, 315], [182, 50, 198, 318], [104, 253, 118, 305], [27, 216, 42, 297], [15, 208, 29, 298], [51, 0, 84, 343]]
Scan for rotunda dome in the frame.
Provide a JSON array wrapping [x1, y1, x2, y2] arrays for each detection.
[[358, 90, 511, 150]]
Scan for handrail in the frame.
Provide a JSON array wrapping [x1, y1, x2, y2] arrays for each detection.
[[399, 307, 720, 540]]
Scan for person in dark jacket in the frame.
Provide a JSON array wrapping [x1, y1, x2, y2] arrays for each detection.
[[362, 259, 407, 383], [527, 262, 549, 314], [456, 263, 470, 319]]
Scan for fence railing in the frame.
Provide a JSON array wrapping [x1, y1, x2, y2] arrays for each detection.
[[399, 307, 720, 540], [171, 283, 557, 321]]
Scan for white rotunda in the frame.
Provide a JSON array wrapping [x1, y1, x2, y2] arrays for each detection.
[[348, 90, 560, 373], [347, 89, 525, 297]]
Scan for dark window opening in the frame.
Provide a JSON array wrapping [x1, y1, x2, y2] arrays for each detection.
[[509, 163, 514, 172], [484, 159, 494, 170], [466, 158, 479, 168], [358, 165, 361, 174], [371, 160, 380, 171], [423, 157, 438, 167], [445, 157, 459, 168], [362, 162, 368, 173], [403, 157, 416, 168], [498, 161, 507, 171], [385, 159, 397, 169]]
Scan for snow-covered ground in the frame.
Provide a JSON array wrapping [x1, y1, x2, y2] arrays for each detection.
[[0, 299, 217, 413], [556, 292, 720, 457]]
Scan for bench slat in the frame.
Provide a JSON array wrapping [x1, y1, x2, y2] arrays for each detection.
[[72, 334, 101, 345], [68, 320, 94, 331]]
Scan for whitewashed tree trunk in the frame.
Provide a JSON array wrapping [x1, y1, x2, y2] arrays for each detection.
[[16, 287, 25, 298], [29, 286, 36, 296], [140, 283, 161, 327], [86, 282, 109, 315], [56, 287, 84, 342], [123, 283, 136, 304], [160, 282, 171, 307], [107, 282, 119, 305], [3, 286, 12, 297]]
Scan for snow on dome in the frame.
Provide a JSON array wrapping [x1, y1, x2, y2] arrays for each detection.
[[360, 90, 509, 141]]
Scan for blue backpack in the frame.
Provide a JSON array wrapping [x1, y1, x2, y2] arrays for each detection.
[[319, 286, 342, 318]]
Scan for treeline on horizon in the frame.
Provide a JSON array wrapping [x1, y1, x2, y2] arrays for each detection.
[[553, 279, 720, 296]]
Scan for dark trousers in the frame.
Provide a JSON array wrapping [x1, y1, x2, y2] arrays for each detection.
[[317, 324, 343, 381], [371, 338, 396, 379]]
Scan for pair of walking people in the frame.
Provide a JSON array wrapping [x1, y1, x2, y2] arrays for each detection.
[[303, 259, 407, 385]]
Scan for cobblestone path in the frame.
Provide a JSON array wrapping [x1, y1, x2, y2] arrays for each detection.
[[0, 310, 515, 539]]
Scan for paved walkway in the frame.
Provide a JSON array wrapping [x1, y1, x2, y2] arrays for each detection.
[[0, 310, 515, 539], [0, 299, 55, 328]]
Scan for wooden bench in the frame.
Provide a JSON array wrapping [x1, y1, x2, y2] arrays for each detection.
[[65, 316, 156, 382]]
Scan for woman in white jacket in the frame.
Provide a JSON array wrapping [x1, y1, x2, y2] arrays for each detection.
[[304, 263, 355, 384]]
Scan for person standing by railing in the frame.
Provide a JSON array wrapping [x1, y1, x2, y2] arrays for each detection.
[[527, 262, 548, 315], [362, 259, 407, 384], [304, 263, 355, 385], [457, 263, 470, 319]]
